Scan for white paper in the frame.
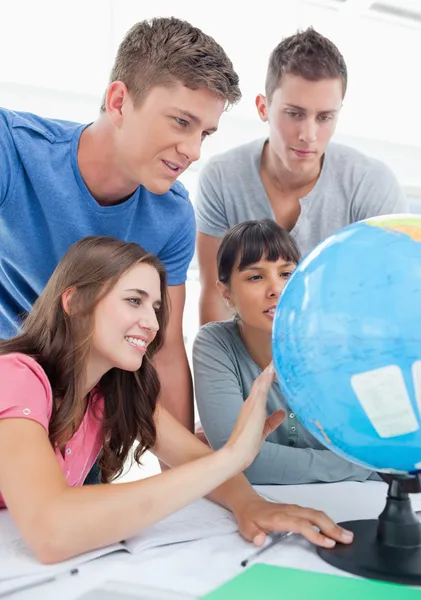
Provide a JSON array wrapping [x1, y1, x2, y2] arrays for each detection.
[[78, 580, 196, 600], [0, 510, 124, 582], [125, 497, 238, 553], [0, 498, 238, 585]]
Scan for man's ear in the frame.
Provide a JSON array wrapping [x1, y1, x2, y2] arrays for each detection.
[[61, 287, 76, 315], [104, 80, 131, 125], [255, 94, 269, 123], [216, 281, 235, 309]]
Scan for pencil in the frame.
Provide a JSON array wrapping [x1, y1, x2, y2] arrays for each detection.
[[240, 531, 294, 567]]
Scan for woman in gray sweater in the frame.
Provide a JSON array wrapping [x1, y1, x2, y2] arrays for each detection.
[[193, 219, 375, 485]]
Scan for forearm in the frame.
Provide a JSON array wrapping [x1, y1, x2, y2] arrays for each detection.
[[206, 471, 261, 514], [167, 438, 260, 513], [153, 409, 260, 515], [31, 447, 241, 564], [243, 441, 373, 485], [154, 344, 194, 431], [163, 438, 260, 514]]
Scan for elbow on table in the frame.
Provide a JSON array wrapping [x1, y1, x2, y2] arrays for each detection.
[[25, 513, 79, 565]]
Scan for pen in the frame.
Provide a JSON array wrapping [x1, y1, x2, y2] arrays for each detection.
[[240, 531, 294, 567], [0, 567, 79, 598]]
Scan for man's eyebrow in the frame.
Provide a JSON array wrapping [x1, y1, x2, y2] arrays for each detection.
[[170, 108, 218, 132], [284, 103, 306, 111], [284, 103, 339, 114]]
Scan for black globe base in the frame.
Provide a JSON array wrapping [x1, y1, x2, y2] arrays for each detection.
[[318, 519, 421, 585], [317, 473, 421, 586]]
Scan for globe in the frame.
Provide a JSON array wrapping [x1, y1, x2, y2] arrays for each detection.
[[272, 214, 421, 474]]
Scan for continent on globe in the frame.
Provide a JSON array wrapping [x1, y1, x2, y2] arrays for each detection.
[[367, 216, 421, 242]]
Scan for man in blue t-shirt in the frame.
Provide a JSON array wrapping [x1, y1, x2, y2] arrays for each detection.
[[0, 17, 241, 461]]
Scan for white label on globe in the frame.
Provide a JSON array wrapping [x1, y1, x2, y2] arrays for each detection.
[[351, 365, 419, 438], [412, 361, 421, 420]]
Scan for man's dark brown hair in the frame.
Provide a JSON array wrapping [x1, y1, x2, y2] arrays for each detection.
[[265, 27, 347, 102]]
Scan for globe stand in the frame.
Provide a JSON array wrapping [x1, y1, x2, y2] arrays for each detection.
[[317, 473, 421, 585]]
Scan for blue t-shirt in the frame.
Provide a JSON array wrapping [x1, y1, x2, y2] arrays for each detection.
[[0, 108, 196, 339]]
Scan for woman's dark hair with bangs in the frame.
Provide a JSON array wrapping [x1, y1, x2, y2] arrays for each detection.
[[217, 219, 301, 284]]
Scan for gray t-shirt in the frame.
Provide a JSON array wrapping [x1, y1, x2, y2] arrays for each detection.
[[193, 319, 374, 485], [195, 138, 408, 256]]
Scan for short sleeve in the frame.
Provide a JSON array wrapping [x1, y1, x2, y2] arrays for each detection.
[[195, 159, 229, 238], [0, 353, 53, 432], [352, 159, 409, 222], [0, 111, 18, 208], [193, 323, 246, 451], [158, 188, 196, 286]]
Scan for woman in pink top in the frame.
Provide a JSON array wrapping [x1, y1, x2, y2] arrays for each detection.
[[0, 236, 353, 564]]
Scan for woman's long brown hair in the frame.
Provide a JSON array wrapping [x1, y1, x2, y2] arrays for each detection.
[[0, 236, 169, 482]]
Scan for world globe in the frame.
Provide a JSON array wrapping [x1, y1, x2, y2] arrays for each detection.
[[272, 214, 421, 475]]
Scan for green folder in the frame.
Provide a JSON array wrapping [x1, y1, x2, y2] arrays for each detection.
[[201, 564, 421, 599]]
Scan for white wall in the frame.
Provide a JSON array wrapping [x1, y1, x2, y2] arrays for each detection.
[[2, 80, 421, 199], [2, 0, 420, 196], [2, 0, 421, 357]]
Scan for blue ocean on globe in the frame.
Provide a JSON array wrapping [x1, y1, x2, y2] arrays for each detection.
[[272, 214, 421, 474]]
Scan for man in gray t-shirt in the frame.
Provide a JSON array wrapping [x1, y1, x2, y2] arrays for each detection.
[[196, 28, 408, 326]]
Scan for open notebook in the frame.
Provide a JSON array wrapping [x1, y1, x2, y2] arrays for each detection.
[[0, 497, 238, 584]]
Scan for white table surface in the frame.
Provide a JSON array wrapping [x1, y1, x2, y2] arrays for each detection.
[[4, 480, 421, 600]]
